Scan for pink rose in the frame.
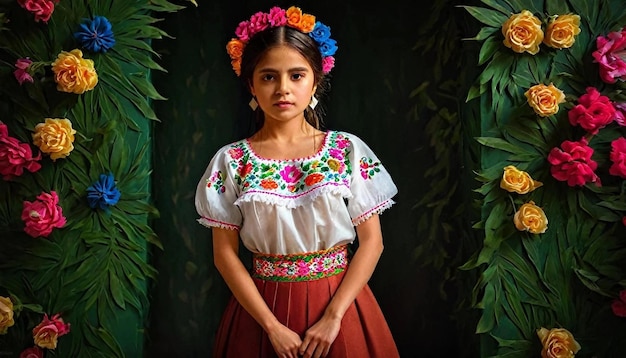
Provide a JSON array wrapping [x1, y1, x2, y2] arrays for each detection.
[[248, 11, 269, 36], [21, 191, 66, 238], [267, 6, 287, 27], [568, 87, 616, 134], [322, 56, 335, 74], [14, 58, 34, 85], [609, 137, 626, 178], [16, 0, 58, 23], [615, 102, 626, 126], [592, 28, 626, 84], [547, 137, 601, 187], [32, 313, 70, 349], [19, 346, 43, 358], [0, 123, 41, 180], [612, 290, 626, 317], [234, 20, 251, 41]]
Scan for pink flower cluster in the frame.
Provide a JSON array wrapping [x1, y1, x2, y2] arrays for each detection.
[[568, 87, 617, 134], [0, 123, 41, 180], [17, 0, 59, 23], [21, 191, 66, 238], [547, 137, 600, 187], [593, 27, 626, 84]]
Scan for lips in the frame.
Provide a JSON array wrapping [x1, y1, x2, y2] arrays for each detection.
[[274, 101, 293, 108]]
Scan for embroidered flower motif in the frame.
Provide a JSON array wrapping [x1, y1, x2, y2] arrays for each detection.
[[359, 157, 381, 180], [280, 165, 303, 184], [74, 16, 116, 53], [207, 170, 225, 194]]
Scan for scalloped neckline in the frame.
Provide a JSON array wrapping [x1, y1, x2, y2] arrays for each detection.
[[245, 130, 330, 162]]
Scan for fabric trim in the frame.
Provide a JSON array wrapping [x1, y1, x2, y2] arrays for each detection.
[[352, 199, 396, 226], [197, 217, 240, 231], [234, 182, 352, 209], [252, 245, 348, 282]]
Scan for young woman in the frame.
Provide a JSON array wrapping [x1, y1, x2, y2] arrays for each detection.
[[195, 6, 400, 358]]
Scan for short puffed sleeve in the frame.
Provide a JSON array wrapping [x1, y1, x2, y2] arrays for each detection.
[[195, 143, 242, 230], [344, 132, 398, 225]]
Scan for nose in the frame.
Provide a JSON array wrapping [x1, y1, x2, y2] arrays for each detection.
[[275, 74, 290, 95]]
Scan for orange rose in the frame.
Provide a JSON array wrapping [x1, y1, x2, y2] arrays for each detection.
[[502, 10, 544, 54], [524, 83, 566, 117], [51, 49, 98, 94], [226, 38, 244, 59], [537, 327, 581, 358], [514, 201, 548, 234], [500, 165, 543, 194], [0, 296, 15, 334], [32, 118, 76, 161], [299, 14, 316, 33], [543, 14, 581, 49], [285, 6, 303, 27]]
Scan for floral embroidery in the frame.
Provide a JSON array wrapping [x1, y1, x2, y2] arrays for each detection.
[[359, 156, 381, 179], [207, 170, 225, 194], [223, 131, 354, 198], [252, 245, 348, 282]]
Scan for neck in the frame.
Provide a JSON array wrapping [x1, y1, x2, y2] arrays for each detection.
[[258, 119, 314, 142]]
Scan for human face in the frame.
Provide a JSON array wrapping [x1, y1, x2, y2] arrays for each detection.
[[249, 45, 317, 124]]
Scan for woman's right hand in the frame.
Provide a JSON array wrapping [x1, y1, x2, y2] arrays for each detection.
[[267, 322, 303, 358]]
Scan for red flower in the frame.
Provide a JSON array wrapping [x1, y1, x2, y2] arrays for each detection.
[[0, 123, 41, 180], [568, 87, 616, 134], [547, 137, 601, 187], [32, 313, 70, 349], [17, 0, 59, 23], [13, 58, 34, 85], [21, 191, 66, 238], [19, 346, 43, 358], [592, 27, 626, 84], [612, 289, 626, 317], [609, 137, 626, 178]]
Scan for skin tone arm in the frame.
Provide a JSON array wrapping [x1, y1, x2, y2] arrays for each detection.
[[299, 214, 385, 358], [212, 227, 303, 358]]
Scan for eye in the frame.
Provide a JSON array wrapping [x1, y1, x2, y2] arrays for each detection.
[[261, 74, 274, 81], [291, 73, 304, 80]]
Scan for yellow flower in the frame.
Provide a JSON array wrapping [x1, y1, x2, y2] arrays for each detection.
[[537, 327, 581, 358], [500, 165, 543, 194], [51, 49, 98, 94], [32, 118, 77, 161], [514, 201, 548, 234], [502, 10, 544, 54], [0, 296, 14, 334], [524, 83, 566, 117], [543, 14, 581, 49]]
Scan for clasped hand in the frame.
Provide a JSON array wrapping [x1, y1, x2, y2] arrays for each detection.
[[269, 316, 341, 358]]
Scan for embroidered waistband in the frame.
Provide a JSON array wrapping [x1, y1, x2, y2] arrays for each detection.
[[252, 245, 348, 282]]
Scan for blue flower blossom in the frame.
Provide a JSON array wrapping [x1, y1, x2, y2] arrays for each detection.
[[87, 172, 121, 211], [310, 21, 331, 43], [74, 16, 115, 53], [318, 38, 338, 57]]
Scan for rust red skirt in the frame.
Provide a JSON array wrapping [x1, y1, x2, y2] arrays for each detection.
[[212, 246, 400, 358]]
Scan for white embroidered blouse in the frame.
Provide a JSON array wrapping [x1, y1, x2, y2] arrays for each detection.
[[195, 130, 398, 255]]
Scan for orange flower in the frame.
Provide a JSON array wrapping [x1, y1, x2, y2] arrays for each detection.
[[514, 201, 548, 234], [285, 6, 315, 33], [260, 179, 278, 189], [51, 49, 97, 94], [226, 38, 244, 59], [525, 83, 566, 117], [537, 327, 581, 358], [502, 10, 544, 54], [304, 173, 324, 186], [500, 165, 543, 194], [543, 14, 581, 49]]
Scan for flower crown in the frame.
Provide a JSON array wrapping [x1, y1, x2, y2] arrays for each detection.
[[225, 6, 338, 76]]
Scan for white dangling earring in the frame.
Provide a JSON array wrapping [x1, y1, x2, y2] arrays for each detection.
[[309, 96, 318, 109], [249, 97, 258, 110]]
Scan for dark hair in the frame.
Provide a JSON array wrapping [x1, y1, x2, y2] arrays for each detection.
[[240, 26, 330, 130]]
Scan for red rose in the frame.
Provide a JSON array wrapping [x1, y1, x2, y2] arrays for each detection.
[[19, 346, 43, 358], [612, 290, 626, 318], [0, 123, 41, 180], [21, 191, 66, 238], [609, 137, 626, 178], [547, 137, 601, 187], [32, 313, 70, 349], [16, 0, 58, 23], [568, 87, 616, 134]]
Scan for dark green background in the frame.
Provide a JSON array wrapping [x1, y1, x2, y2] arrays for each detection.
[[147, 1, 478, 356]]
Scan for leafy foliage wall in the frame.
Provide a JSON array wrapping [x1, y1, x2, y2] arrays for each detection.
[[461, 0, 626, 356], [0, 1, 191, 356]]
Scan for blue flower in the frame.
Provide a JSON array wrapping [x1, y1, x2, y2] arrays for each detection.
[[87, 172, 121, 211], [310, 21, 331, 43], [318, 38, 338, 57], [74, 16, 115, 53]]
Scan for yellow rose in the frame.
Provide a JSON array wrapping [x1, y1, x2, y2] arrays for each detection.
[[502, 10, 544, 54], [32, 118, 77, 161], [514, 201, 548, 234], [537, 327, 581, 358], [500, 165, 543, 194], [524, 83, 566, 117], [51, 49, 98, 94], [543, 14, 581, 49], [0, 296, 15, 334]]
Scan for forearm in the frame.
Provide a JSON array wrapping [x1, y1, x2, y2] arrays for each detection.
[[323, 215, 384, 320]]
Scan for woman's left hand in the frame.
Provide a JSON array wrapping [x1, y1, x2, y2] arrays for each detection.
[[298, 315, 341, 358]]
